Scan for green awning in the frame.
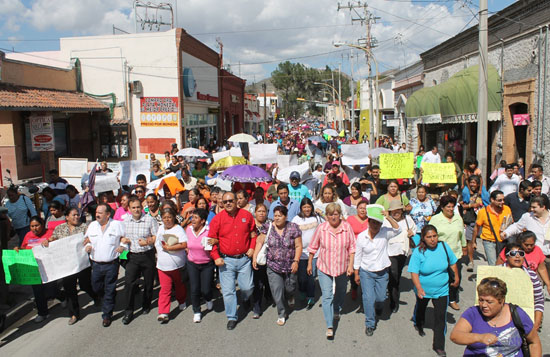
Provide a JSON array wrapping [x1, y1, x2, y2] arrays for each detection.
[[405, 64, 502, 123]]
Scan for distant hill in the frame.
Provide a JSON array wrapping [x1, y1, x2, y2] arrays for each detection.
[[245, 78, 276, 94]]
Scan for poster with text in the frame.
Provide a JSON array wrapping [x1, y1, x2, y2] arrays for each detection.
[[140, 97, 179, 127], [30, 114, 55, 152]]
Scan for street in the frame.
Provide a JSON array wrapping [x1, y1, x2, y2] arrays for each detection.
[[1, 254, 549, 356]]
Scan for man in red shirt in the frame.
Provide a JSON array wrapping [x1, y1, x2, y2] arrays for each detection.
[[209, 192, 256, 330]]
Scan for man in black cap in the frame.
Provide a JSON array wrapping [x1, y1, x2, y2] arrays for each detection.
[[288, 171, 312, 202]]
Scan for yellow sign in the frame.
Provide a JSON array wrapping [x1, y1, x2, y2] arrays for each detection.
[[421, 163, 457, 183], [475, 266, 534, 321], [379, 152, 414, 179]]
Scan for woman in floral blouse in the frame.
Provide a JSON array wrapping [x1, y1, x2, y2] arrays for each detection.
[[409, 186, 437, 237], [253, 205, 302, 326]]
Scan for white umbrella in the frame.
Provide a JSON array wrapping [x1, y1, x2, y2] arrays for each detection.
[[323, 129, 338, 137], [175, 148, 208, 157], [228, 133, 257, 143]]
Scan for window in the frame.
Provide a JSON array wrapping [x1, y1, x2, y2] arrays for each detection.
[[99, 124, 130, 159]]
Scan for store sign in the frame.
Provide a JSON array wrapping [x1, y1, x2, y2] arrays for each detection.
[[197, 92, 219, 102], [386, 119, 400, 127], [513, 114, 530, 126], [30, 113, 55, 152], [140, 97, 179, 127], [231, 94, 240, 103]]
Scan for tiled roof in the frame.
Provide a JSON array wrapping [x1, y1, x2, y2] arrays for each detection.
[[0, 84, 108, 111]]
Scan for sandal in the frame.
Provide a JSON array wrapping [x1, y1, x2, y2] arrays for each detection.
[[276, 317, 286, 326], [326, 328, 334, 338]]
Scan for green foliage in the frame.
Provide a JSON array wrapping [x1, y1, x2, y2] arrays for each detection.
[[270, 61, 350, 118]]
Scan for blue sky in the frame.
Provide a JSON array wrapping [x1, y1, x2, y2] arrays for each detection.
[[0, 0, 519, 81]]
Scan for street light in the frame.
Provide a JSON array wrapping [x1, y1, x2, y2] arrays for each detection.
[[313, 81, 342, 128], [334, 41, 379, 148]]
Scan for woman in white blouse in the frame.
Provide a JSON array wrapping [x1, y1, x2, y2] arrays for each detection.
[[314, 184, 349, 219]]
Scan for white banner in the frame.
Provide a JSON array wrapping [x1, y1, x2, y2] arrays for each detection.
[[341, 143, 371, 166], [277, 155, 298, 169], [230, 147, 242, 157], [249, 144, 278, 164], [32, 233, 90, 283], [119, 160, 150, 186], [30, 113, 55, 152], [94, 172, 120, 193], [276, 162, 311, 183], [212, 150, 230, 162]]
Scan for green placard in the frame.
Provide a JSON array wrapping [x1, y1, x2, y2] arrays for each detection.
[[2, 250, 42, 285], [119, 250, 128, 260], [379, 152, 415, 179]]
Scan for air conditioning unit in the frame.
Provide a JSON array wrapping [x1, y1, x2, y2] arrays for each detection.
[[130, 80, 143, 96]]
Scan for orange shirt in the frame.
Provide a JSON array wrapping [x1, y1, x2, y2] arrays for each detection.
[[475, 205, 512, 242]]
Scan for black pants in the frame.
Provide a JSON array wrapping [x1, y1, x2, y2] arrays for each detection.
[[62, 267, 98, 318], [31, 281, 57, 316], [123, 250, 156, 313], [413, 295, 448, 351], [388, 254, 407, 308], [187, 260, 215, 313], [91, 260, 119, 319], [252, 264, 272, 314], [449, 256, 465, 303]]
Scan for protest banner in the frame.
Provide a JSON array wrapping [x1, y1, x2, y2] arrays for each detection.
[[119, 160, 150, 186], [341, 143, 371, 166], [94, 172, 120, 193], [32, 233, 90, 283], [277, 155, 298, 169], [276, 162, 311, 183], [476, 266, 535, 321], [2, 250, 42, 285], [421, 163, 457, 183], [230, 147, 243, 157], [249, 144, 278, 164], [59, 157, 89, 189], [379, 152, 414, 179], [212, 150, 230, 162]]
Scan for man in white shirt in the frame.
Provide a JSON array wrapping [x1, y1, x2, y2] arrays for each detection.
[[528, 163, 550, 196], [181, 169, 198, 190], [490, 164, 521, 196], [398, 143, 408, 153], [84, 203, 125, 327], [421, 146, 441, 163]]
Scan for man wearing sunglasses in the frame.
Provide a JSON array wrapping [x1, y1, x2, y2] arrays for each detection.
[[208, 192, 257, 330], [472, 190, 512, 266]]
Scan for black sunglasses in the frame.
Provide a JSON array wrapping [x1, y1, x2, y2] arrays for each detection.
[[480, 278, 501, 288], [506, 250, 525, 257], [222, 200, 235, 204]]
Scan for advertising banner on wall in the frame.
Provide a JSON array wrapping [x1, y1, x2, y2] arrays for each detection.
[[30, 113, 55, 152], [140, 97, 179, 127]]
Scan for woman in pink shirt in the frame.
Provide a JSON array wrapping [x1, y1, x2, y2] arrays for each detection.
[[307, 203, 356, 339], [185, 208, 214, 323], [113, 193, 131, 221]]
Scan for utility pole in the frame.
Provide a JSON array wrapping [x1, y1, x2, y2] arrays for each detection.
[[262, 83, 267, 140], [338, 62, 343, 131], [350, 50, 356, 138], [338, 1, 378, 148], [477, 0, 489, 181]]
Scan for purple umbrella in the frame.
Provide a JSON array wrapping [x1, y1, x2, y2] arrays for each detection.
[[220, 165, 272, 183]]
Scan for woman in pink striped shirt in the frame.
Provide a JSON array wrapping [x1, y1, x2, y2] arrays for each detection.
[[307, 203, 356, 339], [185, 208, 215, 323]]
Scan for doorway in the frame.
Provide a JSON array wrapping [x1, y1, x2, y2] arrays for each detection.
[[509, 102, 529, 161]]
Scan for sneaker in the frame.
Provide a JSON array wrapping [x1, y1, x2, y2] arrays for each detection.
[[365, 327, 374, 336], [157, 314, 169, 323], [276, 317, 286, 326], [193, 313, 201, 323], [467, 262, 474, 272], [179, 303, 187, 311], [34, 314, 48, 323], [326, 328, 334, 339], [306, 298, 315, 311], [206, 300, 214, 311]]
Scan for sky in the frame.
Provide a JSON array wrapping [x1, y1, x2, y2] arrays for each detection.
[[0, 0, 517, 83]]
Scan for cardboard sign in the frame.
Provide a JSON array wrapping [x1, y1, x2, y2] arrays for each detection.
[[421, 163, 457, 183], [341, 143, 371, 166], [379, 152, 414, 179]]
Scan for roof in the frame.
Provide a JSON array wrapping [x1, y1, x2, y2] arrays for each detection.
[[0, 84, 108, 111], [405, 64, 502, 122]]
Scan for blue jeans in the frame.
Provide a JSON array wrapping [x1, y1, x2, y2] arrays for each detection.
[[219, 256, 254, 321], [359, 268, 389, 328], [482, 240, 497, 266], [317, 270, 348, 329], [91, 261, 119, 319], [298, 260, 315, 299]]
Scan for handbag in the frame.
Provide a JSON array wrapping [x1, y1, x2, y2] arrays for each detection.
[[484, 205, 506, 259], [256, 222, 272, 266], [441, 242, 455, 283], [509, 303, 530, 357]]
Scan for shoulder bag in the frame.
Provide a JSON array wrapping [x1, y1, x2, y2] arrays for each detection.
[[441, 242, 455, 283], [484, 205, 506, 258], [256, 222, 272, 266], [509, 303, 530, 357]]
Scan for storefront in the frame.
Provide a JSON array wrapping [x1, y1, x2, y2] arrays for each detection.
[[183, 112, 218, 148]]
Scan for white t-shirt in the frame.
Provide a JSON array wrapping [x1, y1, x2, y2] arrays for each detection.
[[421, 151, 441, 163], [155, 224, 188, 271], [291, 215, 323, 259]]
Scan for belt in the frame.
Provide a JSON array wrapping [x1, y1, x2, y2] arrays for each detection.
[[129, 250, 154, 255], [92, 259, 118, 265], [220, 253, 247, 259]]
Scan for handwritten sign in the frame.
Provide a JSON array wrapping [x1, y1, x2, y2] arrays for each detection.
[[421, 163, 457, 183], [2, 250, 42, 285], [94, 172, 120, 193], [341, 143, 371, 166], [379, 152, 414, 179], [476, 266, 534, 321], [32, 233, 90, 283]]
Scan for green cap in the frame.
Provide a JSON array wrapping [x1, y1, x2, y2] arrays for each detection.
[[367, 204, 385, 223]]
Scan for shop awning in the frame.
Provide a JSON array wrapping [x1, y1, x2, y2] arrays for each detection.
[[245, 109, 253, 116], [405, 64, 502, 123], [0, 84, 108, 112]]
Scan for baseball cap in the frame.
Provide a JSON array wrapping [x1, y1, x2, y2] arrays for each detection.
[[332, 161, 340, 166], [290, 171, 301, 180]]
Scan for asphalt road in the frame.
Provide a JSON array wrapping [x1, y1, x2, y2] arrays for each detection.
[[1, 256, 549, 356]]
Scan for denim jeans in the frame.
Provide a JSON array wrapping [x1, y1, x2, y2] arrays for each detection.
[[91, 261, 119, 319], [297, 259, 315, 299], [317, 270, 347, 329], [482, 240, 498, 266], [219, 256, 254, 321], [359, 268, 389, 328]]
